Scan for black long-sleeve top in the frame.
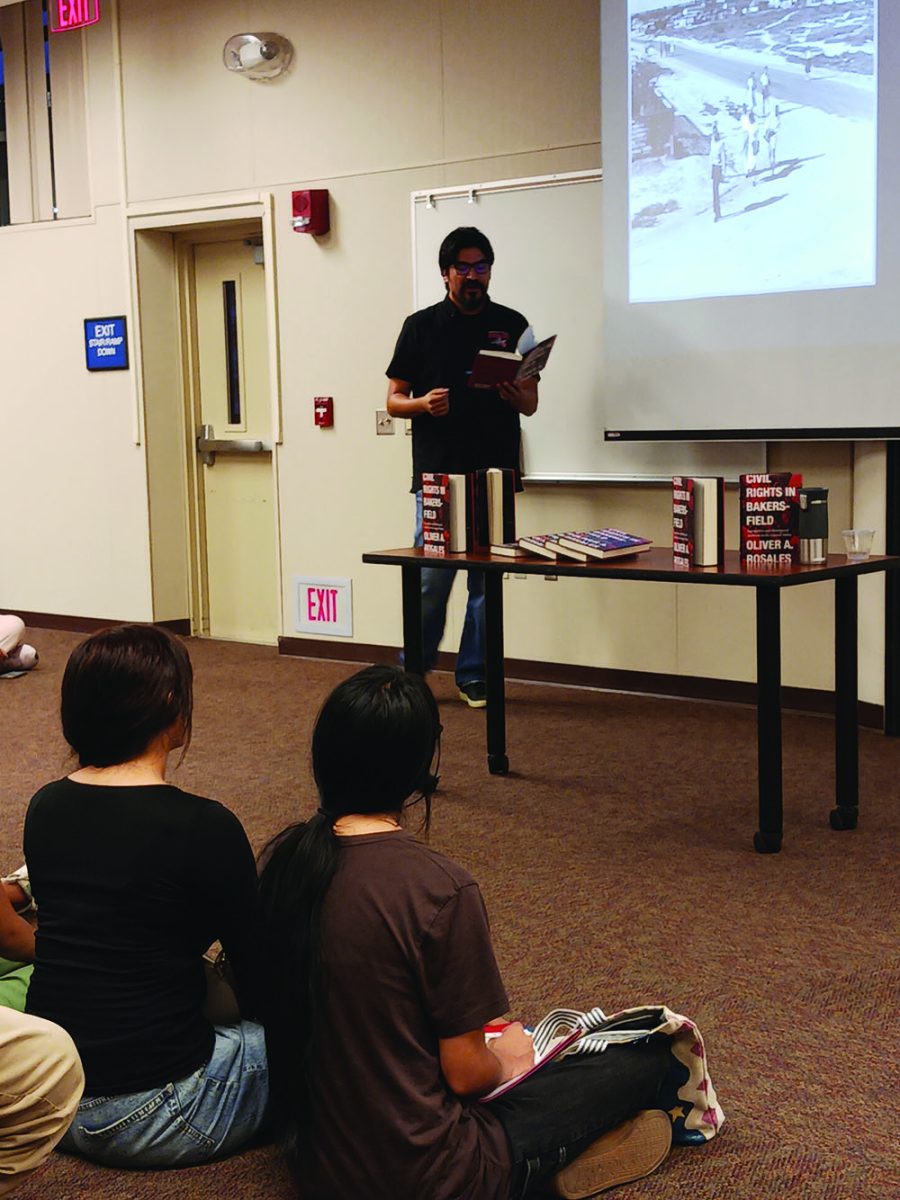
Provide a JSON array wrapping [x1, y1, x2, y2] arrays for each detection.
[[24, 778, 261, 1096]]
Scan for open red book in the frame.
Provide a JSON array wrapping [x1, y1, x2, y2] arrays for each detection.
[[467, 335, 556, 390]]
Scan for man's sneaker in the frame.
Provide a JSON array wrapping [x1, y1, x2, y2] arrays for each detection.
[[551, 1109, 672, 1199], [457, 680, 487, 708]]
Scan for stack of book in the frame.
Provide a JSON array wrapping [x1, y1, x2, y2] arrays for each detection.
[[498, 528, 653, 561]]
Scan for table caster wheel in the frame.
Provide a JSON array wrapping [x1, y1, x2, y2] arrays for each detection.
[[488, 754, 509, 775], [829, 806, 858, 831], [753, 830, 781, 854]]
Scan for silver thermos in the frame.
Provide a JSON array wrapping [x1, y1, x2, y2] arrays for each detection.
[[798, 487, 828, 564]]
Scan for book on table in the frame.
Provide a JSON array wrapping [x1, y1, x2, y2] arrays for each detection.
[[490, 541, 528, 558], [470, 467, 516, 552], [517, 533, 561, 560], [739, 472, 802, 566], [673, 476, 724, 567], [421, 472, 467, 555], [487, 467, 516, 546], [446, 473, 473, 551], [554, 529, 653, 561], [467, 335, 556, 390], [546, 535, 590, 562], [517, 532, 591, 561], [467, 472, 489, 552]]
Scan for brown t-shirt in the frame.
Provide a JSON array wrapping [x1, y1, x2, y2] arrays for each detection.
[[305, 830, 513, 1200]]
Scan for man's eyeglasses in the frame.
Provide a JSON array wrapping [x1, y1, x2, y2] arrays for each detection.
[[451, 261, 491, 277]]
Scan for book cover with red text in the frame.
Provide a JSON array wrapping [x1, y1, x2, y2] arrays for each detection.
[[674, 477, 724, 567], [739, 473, 802, 566], [421, 472, 451, 557]]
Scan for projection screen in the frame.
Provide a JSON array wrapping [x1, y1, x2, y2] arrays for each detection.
[[601, 0, 896, 440]]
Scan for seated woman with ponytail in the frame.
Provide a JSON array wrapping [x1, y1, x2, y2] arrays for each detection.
[[259, 665, 672, 1200]]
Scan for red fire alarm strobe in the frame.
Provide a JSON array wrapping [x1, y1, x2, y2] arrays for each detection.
[[314, 396, 334, 428], [292, 190, 330, 235]]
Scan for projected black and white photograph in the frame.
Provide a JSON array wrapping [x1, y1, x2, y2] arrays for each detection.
[[628, 0, 877, 303]]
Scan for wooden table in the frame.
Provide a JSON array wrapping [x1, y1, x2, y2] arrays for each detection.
[[362, 547, 900, 852]]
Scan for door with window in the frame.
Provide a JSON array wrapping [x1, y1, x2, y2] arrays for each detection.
[[192, 239, 278, 643]]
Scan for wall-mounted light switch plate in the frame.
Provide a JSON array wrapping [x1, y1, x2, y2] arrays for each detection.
[[375, 410, 395, 435]]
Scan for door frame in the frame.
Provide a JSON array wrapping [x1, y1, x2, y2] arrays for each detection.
[[130, 197, 284, 640]]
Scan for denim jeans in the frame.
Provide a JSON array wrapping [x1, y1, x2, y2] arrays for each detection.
[[487, 1039, 670, 1198], [414, 491, 485, 687], [60, 1020, 268, 1169]]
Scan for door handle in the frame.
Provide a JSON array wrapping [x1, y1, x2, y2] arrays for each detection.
[[197, 424, 272, 466]]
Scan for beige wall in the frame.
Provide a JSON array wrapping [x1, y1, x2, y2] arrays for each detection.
[[116, 0, 599, 203], [0, 0, 887, 703]]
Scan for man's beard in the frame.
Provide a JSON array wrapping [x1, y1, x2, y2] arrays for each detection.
[[459, 281, 487, 312]]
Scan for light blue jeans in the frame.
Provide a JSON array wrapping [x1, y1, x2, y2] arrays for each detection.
[[59, 1020, 268, 1169], [414, 491, 485, 687]]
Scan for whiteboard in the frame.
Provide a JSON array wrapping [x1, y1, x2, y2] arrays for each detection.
[[412, 172, 765, 482]]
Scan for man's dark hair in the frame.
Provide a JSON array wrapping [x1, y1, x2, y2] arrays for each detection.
[[438, 226, 495, 274], [61, 623, 193, 767]]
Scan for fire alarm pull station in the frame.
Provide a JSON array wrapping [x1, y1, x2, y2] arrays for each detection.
[[314, 396, 334, 427], [292, 189, 330, 235]]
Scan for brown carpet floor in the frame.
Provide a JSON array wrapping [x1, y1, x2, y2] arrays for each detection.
[[2, 628, 898, 1198]]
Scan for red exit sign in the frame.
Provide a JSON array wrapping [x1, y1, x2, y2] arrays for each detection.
[[49, 0, 100, 33]]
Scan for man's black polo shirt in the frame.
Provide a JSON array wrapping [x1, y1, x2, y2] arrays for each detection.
[[386, 296, 530, 493]]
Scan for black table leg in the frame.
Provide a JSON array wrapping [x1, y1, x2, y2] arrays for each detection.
[[831, 575, 859, 831], [483, 570, 508, 775], [401, 564, 424, 676], [754, 587, 783, 853]]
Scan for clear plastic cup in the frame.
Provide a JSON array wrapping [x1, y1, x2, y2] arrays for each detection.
[[841, 529, 875, 562]]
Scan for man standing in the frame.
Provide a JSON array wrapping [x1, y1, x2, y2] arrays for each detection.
[[741, 107, 759, 182], [764, 105, 780, 177], [709, 124, 726, 222], [385, 228, 538, 707], [746, 71, 757, 115], [759, 65, 771, 117]]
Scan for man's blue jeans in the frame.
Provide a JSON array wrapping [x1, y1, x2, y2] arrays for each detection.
[[59, 1020, 268, 1169], [414, 492, 485, 687]]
